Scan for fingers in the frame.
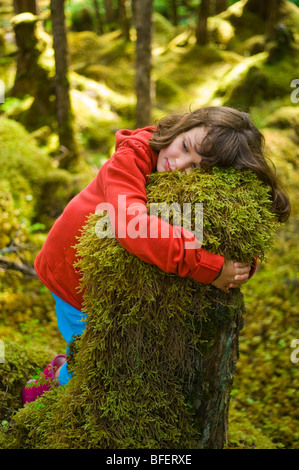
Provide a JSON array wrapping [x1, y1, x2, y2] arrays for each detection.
[[233, 262, 251, 272], [233, 262, 251, 282], [234, 273, 249, 282], [233, 262, 250, 268], [227, 283, 239, 289], [212, 260, 252, 294]]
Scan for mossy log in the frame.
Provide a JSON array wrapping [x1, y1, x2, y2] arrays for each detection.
[[0, 168, 279, 449]]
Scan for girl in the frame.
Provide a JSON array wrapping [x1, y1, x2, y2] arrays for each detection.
[[22, 106, 290, 404]]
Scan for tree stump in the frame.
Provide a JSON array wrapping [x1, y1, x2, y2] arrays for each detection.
[[188, 289, 245, 448], [11, 13, 55, 129], [0, 168, 279, 449]]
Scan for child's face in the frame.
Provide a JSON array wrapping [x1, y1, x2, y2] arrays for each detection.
[[156, 126, 207, 173]]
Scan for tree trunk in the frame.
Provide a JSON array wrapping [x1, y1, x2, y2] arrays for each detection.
[[118, 0, 130, 40], [11, 13, 56, 127], [188, 290, 245, 448], [50, 0, 79, 171], [12, 13, 39, 98], [171, 0, 178, 26], [92, 0, 103, 35], [13, 0, 38, 15], [244, 0, 283, 35], [214, 0, 227, 15], [103, 0, 114, 24], [196, 0, 210, 46], [134, 0, 153, 128]]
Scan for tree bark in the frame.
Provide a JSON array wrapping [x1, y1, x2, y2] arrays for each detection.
[[50, 0, 79, 171], [118, 0, 130, 40], [187, 290, 245, 448], [196, 0, 210, 46], [244, 0, 283, 35], [92, 0, 103, 35], [103, 0, 114, 24], [11, 13, 56, 126], [214, 0, 227, 15], [13, 0, 38, 15], [171, 0, 178, 26], [134, 0, 153, 128]]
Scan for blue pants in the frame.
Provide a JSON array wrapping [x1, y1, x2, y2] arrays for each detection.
[[51, 292, 86, 385]]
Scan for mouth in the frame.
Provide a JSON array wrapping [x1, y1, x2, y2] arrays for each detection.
[[165, 159, 173, 171]]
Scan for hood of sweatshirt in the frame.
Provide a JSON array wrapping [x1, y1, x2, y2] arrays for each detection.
[[115, 126, 156, 150]]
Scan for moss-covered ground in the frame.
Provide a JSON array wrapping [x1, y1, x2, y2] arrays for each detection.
[[0, 0, 298, 449]]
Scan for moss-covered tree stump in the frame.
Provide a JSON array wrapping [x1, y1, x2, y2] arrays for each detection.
[[11, 13, 55, 129], [0, 168, 279, 449]]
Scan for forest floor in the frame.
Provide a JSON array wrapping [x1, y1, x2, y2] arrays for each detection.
[[0, 0, 299, 449]]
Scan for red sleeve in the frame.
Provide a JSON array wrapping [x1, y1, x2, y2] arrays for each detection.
[[249, 257, 258, 278], [99, 138, 224, 284]]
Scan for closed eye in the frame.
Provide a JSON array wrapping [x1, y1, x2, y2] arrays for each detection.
[[182, 141, 188, 152], [191, 162, 201, 169]]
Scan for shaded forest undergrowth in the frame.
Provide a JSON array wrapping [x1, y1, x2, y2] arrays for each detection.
[[0, 0, 298, 448]]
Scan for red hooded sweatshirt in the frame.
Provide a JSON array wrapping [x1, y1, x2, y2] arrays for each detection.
[[35, 127, 226, 311]]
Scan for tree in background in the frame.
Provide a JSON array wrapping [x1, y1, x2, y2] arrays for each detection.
[[50, 0, 79, 171], [118, 0, 131, 40], [11, 12, 56, 130], [133, 0, 153, 127], [13, 0, 38, 15], [214, 0, 228, 14], [196, 0, 210, 45], [244, 0, 283, 36]]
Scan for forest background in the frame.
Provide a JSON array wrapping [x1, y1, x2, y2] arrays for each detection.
[[0, 0, 298, 449]]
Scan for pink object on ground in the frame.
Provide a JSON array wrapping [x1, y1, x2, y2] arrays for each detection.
[[22, 354, 67, 405]]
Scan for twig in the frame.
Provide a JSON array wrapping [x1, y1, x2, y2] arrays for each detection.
[[0, 246, 20, 255], [0, 256, 38, 279]]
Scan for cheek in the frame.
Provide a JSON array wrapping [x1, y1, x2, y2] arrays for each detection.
[[157, 148, 169, 170], [156, 152, 164, 172]]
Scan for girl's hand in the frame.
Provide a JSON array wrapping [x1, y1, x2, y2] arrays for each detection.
[[211, 260, 251, 293]]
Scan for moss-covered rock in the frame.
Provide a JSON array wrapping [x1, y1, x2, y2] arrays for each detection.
[[220, 0, 299, 52], [0, 337, 63, 424], [0, 116, 75, 225], [216, 40, 299, 109], [207, 15, 235, 48], [0, 167, 280, 449], [263, 106, 299, 136], [153, 11, 177, 46]]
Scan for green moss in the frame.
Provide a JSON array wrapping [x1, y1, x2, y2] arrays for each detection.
[[264, 106, 299, 133], [0, 116, 75, 226], [219, 0, 265, 46], [153, 12, 177, 46], [207, 16, 235, 47], [0, 338, 61, 423], [70, 86, 120, 154], [214, 52, 268, 107], [262, 127, 299, 173], [0, 180, 22, 249], [11, 12, 38, 26], [68, 30, 134, 70], [0, 167, 280, 449], [228, 215, 299, 449]]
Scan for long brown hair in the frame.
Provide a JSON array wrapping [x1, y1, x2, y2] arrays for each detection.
[[149, 106, 291, 223]]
